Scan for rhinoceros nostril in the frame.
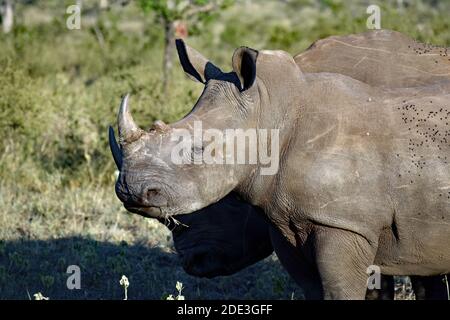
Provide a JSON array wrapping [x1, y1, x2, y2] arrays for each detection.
[[146, 188, 160, 198], [142, 186, 168, 207]]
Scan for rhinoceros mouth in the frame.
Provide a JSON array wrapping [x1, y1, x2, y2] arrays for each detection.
[[124, 204, 164, 219]]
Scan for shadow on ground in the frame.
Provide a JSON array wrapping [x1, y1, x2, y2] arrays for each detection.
[[0, 237, 300, 300]]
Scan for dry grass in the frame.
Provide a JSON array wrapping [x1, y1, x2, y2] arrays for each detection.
[[0, 182, 299, 299]]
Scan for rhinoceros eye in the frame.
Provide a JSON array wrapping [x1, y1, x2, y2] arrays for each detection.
[[189, 144, 204, 163], [192, 145, 204, 154]]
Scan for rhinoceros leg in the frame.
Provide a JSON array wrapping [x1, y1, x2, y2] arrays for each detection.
[[313, 226, 378, 300], [269, 226, 324, 299]]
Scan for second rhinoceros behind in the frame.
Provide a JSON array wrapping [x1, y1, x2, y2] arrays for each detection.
[[109, 30, 450, 299]]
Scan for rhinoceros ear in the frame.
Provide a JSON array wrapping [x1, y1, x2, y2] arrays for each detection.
[[175, 39, 222, 83], [232, 47, 258, 91]]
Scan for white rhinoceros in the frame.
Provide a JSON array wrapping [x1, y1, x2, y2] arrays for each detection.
[[110, 30, 450, 299]]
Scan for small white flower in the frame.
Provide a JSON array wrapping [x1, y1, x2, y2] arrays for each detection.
[[119, 275, 129, 288], [176, 281, 183, 293], [120, 275, 129, 300], [33, 292, 49, 300], [166, 281, 187, 300]]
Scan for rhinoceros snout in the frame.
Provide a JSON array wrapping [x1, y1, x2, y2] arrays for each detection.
[[123, 203, 164, 219], [115, 180, 168, 218], [140, 187, 168, 207]]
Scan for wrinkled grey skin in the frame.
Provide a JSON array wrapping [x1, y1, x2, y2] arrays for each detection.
[[170, 194, 397, 300], [161, 188, 395, 298], [169, 192, 447, 299], [110, 30, 450, 299]]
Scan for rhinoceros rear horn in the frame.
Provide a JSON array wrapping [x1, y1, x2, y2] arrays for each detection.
[[108, 126, 122, 170], [175, 39, 222, 83], [117, 94, 143, 144], [232, 47, 258, 91]]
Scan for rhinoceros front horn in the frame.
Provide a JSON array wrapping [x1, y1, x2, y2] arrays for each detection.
[[108, 126, 122, 170], [117, 94, 143, 144]]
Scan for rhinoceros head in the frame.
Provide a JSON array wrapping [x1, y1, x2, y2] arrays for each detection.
[[109, 40, 303, 219]]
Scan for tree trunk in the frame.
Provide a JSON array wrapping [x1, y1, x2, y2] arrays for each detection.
[[1, 0, 13, 34], [162, 19, 175, 95]]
